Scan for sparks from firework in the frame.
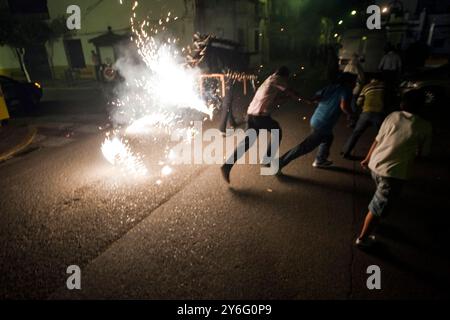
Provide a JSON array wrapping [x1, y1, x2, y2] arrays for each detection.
[[101, 133, 148, 176], [102, 2, 215, 177]]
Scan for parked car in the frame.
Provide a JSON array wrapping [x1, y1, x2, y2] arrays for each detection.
[[400, 64, 450, 107], [0, 75, 43, 116]]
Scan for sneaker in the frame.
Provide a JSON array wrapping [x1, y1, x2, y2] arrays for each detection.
[[355, 235, 377, 249], [312, 159, 333, 168], [220, 164, 231, 183]]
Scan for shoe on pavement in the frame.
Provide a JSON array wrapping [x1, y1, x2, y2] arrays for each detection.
[[312, 159, 333, 168], [221, 164, 231, 183], [355, 235, 377, 249]]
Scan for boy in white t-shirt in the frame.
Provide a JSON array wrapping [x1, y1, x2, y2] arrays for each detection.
[[356, 89, 432, 249]]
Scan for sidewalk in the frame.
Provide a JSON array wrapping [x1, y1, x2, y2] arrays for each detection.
[[0, 124, 37, 162]]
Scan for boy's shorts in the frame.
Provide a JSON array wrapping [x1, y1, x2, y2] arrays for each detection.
[[368, 171, 404, 218]]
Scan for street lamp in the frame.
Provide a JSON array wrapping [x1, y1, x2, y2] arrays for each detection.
[[382, 7, 389, 13], [338, 20, 343, 25], [351, 10, 357, 16]]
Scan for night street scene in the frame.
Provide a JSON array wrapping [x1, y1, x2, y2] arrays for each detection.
[[1, 0, 450, 313]]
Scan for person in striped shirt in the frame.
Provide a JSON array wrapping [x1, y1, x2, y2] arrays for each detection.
[[342, 73, 386, 158]]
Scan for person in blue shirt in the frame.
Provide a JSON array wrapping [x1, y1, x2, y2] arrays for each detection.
[[278, 72, 356, 172]]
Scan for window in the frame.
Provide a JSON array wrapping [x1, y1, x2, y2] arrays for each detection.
[[64, 40, 86, 69]]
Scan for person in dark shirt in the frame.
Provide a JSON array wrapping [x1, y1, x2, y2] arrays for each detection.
[[277, 72, 356, 173]]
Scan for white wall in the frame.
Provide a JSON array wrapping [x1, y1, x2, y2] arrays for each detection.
[[197, 0, 266, 66], [47, 0, 196, 69], [0, 46, 21, 72]]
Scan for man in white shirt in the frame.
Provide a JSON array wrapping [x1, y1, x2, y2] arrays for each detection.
[[356, 89, 432, 249], [378, 50, 402, 72], [221, 66, 303, 183]]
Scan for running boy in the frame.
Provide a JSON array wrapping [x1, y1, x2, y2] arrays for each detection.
[[356, 89, 432, 248]]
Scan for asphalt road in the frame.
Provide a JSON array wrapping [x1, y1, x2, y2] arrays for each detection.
[[1, 99, 449, 300]]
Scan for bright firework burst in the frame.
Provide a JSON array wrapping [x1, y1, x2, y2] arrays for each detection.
[[101, 1, 215, 177]]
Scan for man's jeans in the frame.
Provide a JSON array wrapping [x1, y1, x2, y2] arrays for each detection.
[[279, 127, 333, 168], [219, 85, 237, 133], [342, 112, 384, 156], [225, 115, 282, 168]]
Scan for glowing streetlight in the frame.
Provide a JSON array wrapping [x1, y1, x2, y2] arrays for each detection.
[[351, 10, 357, 16], [338, 20, 343, 25], [334, 33, 339, 38], [382, 7, 389, 13]]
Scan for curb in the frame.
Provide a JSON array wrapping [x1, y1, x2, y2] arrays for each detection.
[[0, 126, 37, 162]]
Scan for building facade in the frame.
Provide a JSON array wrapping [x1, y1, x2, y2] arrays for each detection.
[[0, 0, 268, 82], [377, 0, 450, 56], [339, 0, 450, 72], [194, 0, 269, 67]]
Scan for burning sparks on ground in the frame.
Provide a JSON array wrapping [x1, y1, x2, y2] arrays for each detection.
[[101, 1, 216, 178], [101, 135, 148, 177], [161, 165, 173, 176]]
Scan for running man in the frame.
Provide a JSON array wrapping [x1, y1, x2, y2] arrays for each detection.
[[220, 66, 304, 183]]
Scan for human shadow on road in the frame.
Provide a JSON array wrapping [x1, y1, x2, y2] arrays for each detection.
[[315, 165, 369, 177], [276, 173, 370, 197], [227, 187, 291, 210], [228, 187, 263, 200], [343, 155, 365, 161], [228, 187, 283, 204]]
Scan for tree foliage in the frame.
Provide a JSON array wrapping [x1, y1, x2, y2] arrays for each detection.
[[0, 13, 71, 81], [0, 13, 51, 47]]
